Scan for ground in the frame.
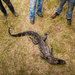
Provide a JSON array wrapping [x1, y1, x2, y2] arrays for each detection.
[[0, 0, 75, 75]]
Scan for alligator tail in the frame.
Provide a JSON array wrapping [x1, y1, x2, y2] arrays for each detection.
[[8, 28, 23, 37], [8, 28, 41, 39]]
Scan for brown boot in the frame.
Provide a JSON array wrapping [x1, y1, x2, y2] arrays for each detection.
[[51, 12, 59, 19], [67, 19, 71, 26]]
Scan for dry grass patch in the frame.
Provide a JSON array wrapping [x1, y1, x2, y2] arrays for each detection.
[[0, 0, 75, 75]]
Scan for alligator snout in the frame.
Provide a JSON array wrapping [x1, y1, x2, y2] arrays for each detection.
[[46, 56, 66, 65], [57, 59, 66, 64]]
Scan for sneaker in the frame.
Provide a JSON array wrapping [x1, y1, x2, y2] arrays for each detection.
[[51, 12, 59, 19]]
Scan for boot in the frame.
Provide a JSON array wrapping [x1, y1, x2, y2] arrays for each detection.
[[36, 13, 43, 17], [51, 12, 59, 19], [67, 19, 71, 26]]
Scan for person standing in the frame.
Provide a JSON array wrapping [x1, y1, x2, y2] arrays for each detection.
[[30, 0, 44, 24], [51, 0, 75, 25], [0, 0, 18, 19]]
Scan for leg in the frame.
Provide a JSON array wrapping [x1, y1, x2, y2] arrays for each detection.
[[3, 0, 18, 17], [50, 45, 53, 56], [29, 37, 39, 45], [30, 0, 37, 22], [0, 0, 7, 18], [66, 0, 74, 25], [51, 0, 66, 19], [66, 0, 74, 19], [36, 0, 44, 15], [42, 33, 48, 41], [56, 0, 66, 14]]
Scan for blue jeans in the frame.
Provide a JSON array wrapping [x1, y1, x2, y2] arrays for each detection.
[[30, 0, 44, 21], [56, 0, 75, 19]]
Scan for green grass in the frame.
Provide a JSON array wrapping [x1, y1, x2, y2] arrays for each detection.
[[0, 0, 75, 75]]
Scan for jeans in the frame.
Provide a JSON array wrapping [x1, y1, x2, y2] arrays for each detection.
[[56, 0, 75, 19], [0, 0, 16, 16], [30, 0, 44, 21]]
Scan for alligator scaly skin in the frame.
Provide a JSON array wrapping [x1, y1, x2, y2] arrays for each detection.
[[8, 28, 66, 65]]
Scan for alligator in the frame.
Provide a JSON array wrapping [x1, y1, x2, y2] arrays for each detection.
[[8, 28, 66, 65]]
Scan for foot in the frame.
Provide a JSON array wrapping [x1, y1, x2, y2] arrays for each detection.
[[67, 19, 71, 26], [13, 12, 19, 17], [36, 13, 43, 17], [51, 12, 59, 19], [30, 19, 34, 24]]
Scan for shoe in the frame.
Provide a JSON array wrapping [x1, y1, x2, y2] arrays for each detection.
[[13, 12, 19, 17], [51, 12, 59, 19], [30, 19, 34, 24], [3, 14, 7, 19], [67, 19, 71, 26], [36, 13, 43, 17]]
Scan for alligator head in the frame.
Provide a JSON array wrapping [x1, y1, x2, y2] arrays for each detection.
[[46, 56, 66, 65]]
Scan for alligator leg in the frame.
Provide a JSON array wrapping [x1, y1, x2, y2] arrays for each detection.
[[50, 46, 53, 56], [42, 33, 48, 41], [29, 37, 39, 45], [40, 53, 45, 59]]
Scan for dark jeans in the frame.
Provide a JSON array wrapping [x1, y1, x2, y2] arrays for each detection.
[[0, 0, 15, 16], [56, 0, 75, 19]]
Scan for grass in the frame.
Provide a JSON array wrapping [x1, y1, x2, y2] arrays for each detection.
[[0, 0, 75, 75]]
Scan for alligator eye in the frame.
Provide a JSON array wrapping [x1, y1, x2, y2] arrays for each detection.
[[57, 59, 66, 64], [46, 57, 48, 60]]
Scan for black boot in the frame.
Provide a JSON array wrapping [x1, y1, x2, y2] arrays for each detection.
[[51, 12, 59, 19], [67, 19, 71, 26]]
